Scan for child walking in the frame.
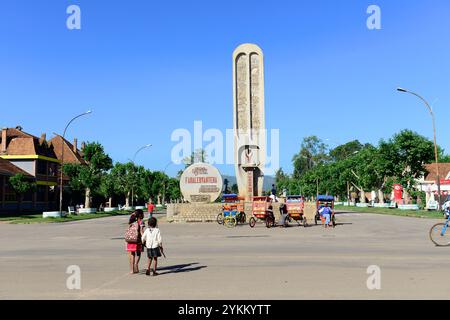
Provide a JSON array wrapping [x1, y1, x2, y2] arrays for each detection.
[[141, 217, 163, 276], [126, 213, 143, 274]]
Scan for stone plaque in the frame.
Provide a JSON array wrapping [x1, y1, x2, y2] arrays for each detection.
[[180, 163, 223, 203]]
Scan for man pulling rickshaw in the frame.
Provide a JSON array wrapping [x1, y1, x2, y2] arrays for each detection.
[[316, 195, 336, 228]]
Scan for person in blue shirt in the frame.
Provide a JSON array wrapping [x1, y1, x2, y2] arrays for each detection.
[[443, 199, 450, 217], [318, 203, 333, 228]]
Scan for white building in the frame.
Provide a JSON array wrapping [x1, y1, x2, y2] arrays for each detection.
[[416, 163, 450, 208]]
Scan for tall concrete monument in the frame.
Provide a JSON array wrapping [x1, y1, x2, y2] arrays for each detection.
[[232, 43, 266, 200]]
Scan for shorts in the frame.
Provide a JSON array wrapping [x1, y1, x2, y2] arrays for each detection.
[[147, 247, 161, 258], [322, 213, 331, 225]]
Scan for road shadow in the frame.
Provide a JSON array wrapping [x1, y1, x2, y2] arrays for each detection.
[[335, 211, 361, 215], [226, 235, 270, 239], [301, 222, 353, 228], [158, 263, 207, 275]]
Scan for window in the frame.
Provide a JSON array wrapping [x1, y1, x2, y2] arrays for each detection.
[[37, 160, 48, 175], [37, 185, 46, 202], [4, 182, 17, 201], [48, 163, 57, 177], [0, 176, 4, 201], [23, 189, 33, 202]]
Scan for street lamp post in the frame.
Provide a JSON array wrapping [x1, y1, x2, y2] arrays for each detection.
[[130, 144, 152, 207], [57, 110, 92, 214], [397, 87, 441, 209]]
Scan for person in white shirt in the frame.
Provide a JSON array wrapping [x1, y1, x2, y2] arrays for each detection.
[[141, 217, 163, 276]]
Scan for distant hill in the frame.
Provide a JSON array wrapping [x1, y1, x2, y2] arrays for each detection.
[[222, 175, 276, 193]]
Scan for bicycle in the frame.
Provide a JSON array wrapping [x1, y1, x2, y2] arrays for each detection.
[[429, 210, 450, 246]]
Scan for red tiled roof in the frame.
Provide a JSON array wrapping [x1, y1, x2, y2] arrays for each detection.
[[3, 127, 34, 139], [424, 163, 450, 181], [49, 136, 86, 165], [0, 158, 34, 178], [1, 128, 57, 159]]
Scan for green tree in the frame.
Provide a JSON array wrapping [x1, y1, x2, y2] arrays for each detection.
[[381, 130, 435, 201], [275, 168, 291, 195], [137, 168, 153, 204], [99, 172, 117, 208], [110, 162, 140, 207], [183, 148, 208, 168], [152, 171, 169, 204], [440, 155, 450, 163], [165, 178, 181, 203], [346, 146, 385, 203], [330, 140, 365, 161], [9, 173, 35, 211], [64, 142, 113, 208], [292, 136, 329, 179]]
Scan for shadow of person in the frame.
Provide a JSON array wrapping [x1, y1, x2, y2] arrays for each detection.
[[158, 263, 207, 275]]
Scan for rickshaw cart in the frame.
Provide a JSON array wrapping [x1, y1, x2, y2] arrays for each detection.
[[218, 194, 246, 227], [286, 195, 307, 227], [315, 195, 336, 227], [249, 196, 275, 228]]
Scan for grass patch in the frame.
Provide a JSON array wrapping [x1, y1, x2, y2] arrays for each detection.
[[0, 210, 133, 224], [335, 205, 444, 219]]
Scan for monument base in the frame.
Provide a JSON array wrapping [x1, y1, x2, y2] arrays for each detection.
[[167, 201, 318, 224], [167, 203, 222, 223]]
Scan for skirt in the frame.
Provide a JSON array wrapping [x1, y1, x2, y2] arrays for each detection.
[[147, 247, 161, 258], [127, 243, 143, 254]]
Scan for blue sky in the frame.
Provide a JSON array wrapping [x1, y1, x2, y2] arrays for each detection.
[[1, 0, 449, 177]]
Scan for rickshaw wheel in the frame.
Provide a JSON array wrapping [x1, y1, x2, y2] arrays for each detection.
[[240, 212, 246, 224], [265, 217, 273, 228], [225, 217, 237, 228], [217, 213, 224, 225], [249, 217, 256, 228]]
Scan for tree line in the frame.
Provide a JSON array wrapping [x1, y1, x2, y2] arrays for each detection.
[[61, 142, 182, 208], [276, 130, 450, 204]]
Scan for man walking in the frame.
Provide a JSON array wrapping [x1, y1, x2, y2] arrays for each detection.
[[147, 201, 155, 219]]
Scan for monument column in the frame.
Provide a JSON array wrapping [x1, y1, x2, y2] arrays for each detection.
[[232, 44, 266, 201]]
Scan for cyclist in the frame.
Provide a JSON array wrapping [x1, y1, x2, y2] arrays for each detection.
[[443, 199, 450, 217]]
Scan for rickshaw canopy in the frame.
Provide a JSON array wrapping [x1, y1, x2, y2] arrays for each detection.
[[317, 195, 334, 202]]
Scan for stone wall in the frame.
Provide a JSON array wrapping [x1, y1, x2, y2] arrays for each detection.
[[167, 201, 318, 224], [168, 203, 223, 223]]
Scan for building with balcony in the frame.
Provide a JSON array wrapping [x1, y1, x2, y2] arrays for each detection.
[[0, 127, 59, 212]]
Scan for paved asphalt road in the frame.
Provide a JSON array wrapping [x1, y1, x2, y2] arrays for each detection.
[[0, 211, 448, 300]]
